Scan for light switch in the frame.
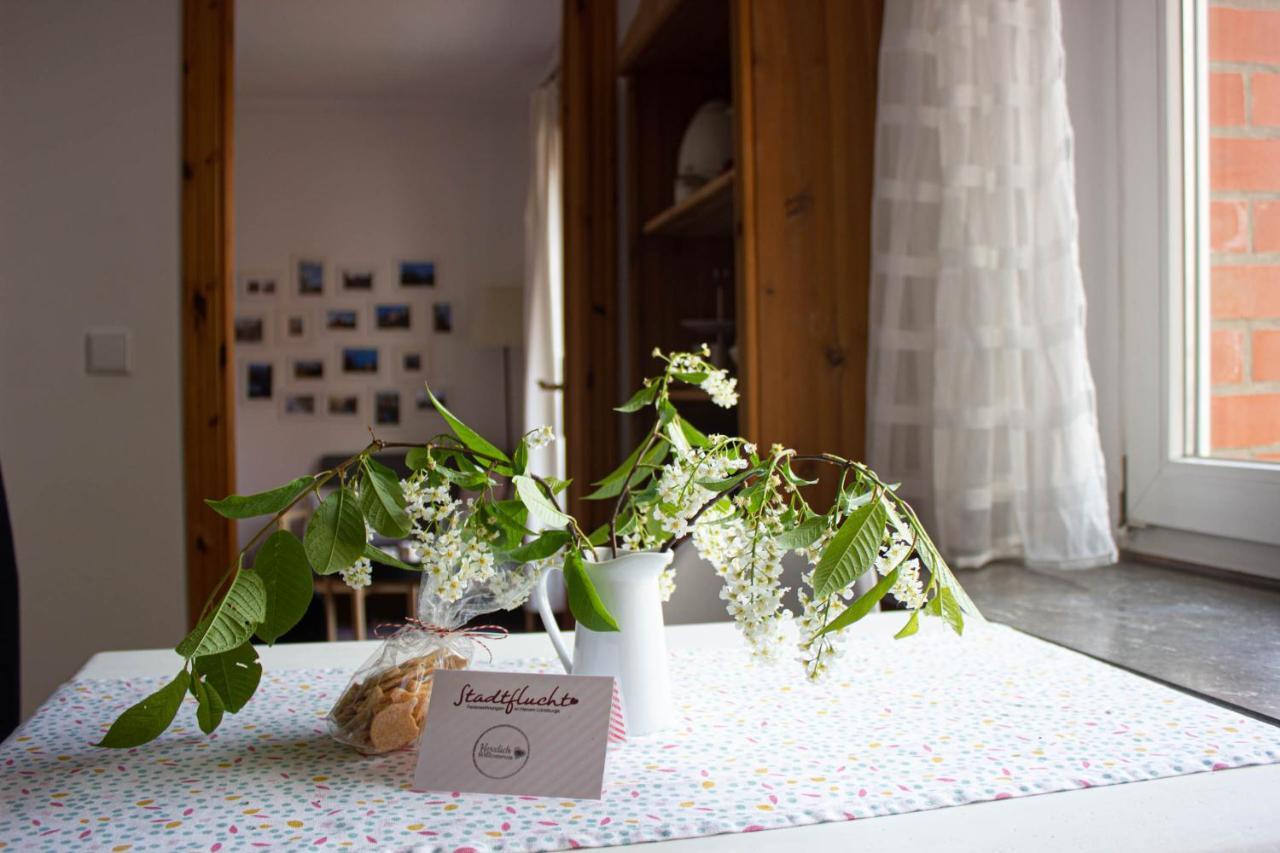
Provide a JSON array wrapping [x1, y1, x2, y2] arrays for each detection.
[[86, 327, 131, 375]]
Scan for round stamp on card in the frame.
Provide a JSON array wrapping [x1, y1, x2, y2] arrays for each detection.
[[472, 725, 531, 779]]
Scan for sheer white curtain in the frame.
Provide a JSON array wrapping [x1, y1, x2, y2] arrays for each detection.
[[522, 79, 565, 482], [867, 0, 1116, 570]]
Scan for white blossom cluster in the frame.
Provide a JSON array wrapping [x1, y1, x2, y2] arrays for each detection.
[[340, 557, 372, 590], [791, 522, 845, 679], [623, 438, 748, 599], [664, 345, 739, 408], [691, 496, 789, 660], [397, 471, 500, 603], [794, 569, 858, 681], [875, 498, 927, 610], [487, 558, 546, 611], [526, 425, 555, 450], [339, 518, 377, 590]]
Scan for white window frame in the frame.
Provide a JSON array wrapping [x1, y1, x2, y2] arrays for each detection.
[[1120, 0, 1280, 580]]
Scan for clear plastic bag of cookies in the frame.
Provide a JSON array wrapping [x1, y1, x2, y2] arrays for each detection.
[[327, 585, 500, 754]]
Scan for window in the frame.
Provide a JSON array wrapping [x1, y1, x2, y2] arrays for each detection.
[[1122, 0, 1280, 577]]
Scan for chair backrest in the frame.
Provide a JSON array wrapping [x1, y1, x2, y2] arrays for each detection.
[[0, 462, 19, 740]]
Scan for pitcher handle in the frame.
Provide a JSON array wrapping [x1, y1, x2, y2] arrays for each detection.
[[533, 564, 573, 673]]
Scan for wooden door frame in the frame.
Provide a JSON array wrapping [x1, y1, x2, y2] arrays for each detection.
[[181, 0, 237, 627], [561, 0, 619, 527], [183, 0, 616, 618]]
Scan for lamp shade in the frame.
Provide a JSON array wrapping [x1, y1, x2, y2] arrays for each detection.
[[471, 286, 524, 347]]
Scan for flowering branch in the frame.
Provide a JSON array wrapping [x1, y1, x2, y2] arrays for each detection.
[[98, 348, 977, 749]]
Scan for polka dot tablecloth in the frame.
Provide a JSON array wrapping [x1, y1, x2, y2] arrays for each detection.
[[2, 622, 1278, 851]]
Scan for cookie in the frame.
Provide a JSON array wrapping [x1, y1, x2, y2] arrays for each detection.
[[369, 700, 420, 752]]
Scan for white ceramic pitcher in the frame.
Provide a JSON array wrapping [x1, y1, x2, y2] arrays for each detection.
[[533, 548, 675, 736]]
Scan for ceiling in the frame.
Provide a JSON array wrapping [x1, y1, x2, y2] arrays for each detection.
[[236, 0, 560, 103]]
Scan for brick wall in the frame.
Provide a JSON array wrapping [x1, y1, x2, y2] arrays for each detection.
[[1209, 1, 1280, 460]]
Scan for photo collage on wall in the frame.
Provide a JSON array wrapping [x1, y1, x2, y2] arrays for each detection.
[[234, 257, 452, 426]]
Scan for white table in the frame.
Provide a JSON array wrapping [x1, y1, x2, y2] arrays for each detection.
[[75, 617, 1280, 852]]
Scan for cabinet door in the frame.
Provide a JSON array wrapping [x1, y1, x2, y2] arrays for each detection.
[[735, 0, 883, 461]]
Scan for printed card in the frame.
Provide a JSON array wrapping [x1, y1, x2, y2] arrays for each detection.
[[414, 670, 618, 799]]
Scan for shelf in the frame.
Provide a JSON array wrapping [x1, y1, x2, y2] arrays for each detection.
[[619, 0, 731, 76], [642, 170, 734, 238]]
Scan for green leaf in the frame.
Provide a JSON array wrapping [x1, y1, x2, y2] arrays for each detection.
[[508, 529, 571, 562], [775, 514, 829, 550], [253, 530, 313, 645], [97, 670, 190, 748], [436, 463, 491, 491], [564, 550, 619, 632], [512, 438, 529, 475], [697, 468, 755, 492], [176, 569, 267, 659], [615, 383, 658, 413], [586, 439, 656, 500], [938, 586, 964, 635], [191, 676, 225, 734], [304, 486, 366, 575], [812, 499, 887, 598], [363, 542, 418, 571], [514, 475, 570, 530], [194, 642, 262, 713], [487, 499, 532, 551], [671, 371, 708, 385], [819, 567, 901, 636], [359, 458, 411, 538], [780, 458, 817, 487], [677, 416, 710, 448], [918, 540, 983, 623], [544, 477, 572, 495], [587, 523, 610, 547], [405, 447, 432, 470], [426, 386, 509, 463], [894, 610, 920, 639], [205, 476, 316, 519]]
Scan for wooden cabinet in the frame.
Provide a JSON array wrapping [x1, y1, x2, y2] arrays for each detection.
[[618, 0, 883, 460]]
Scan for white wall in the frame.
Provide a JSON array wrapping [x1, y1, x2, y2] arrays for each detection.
[[0, 1, 186, 715], [233, 97, 528, 536]]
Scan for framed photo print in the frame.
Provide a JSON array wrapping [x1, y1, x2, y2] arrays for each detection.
[[339, 346, 379, 375], [395, 345, 426, 377], [327, 392, 360, 418], [340, 267, 375, 292], [279, 391, 317, 418], [374, 303, 412, 331], [235, 315, 269, 345], [242, 360, 274, 401], [432, 302, 453, 333], [399, 260, 435, 288], [236, 271, 280, 301], [324, 306, 361, 333], [374, 390, 401, 426], [279, 309, 310, 343], [289, 355, 326, 382], [294, 256, 325, 296]]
